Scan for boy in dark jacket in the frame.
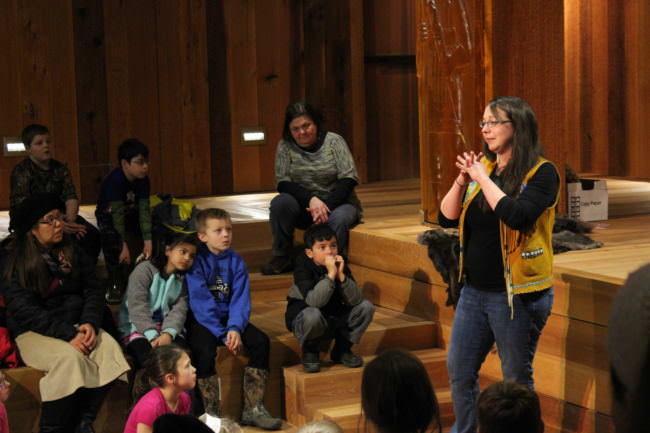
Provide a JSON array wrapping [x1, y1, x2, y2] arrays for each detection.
[[186, 208, 281, 430], [286, 224, 375, 373]]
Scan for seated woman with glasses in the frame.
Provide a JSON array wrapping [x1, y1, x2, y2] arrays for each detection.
[[438, 96, 559, 433], [261, 102, 362, 275], [1, 193, 130, 433]]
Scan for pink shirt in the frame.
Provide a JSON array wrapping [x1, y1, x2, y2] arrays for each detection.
[[0, 403, 8, 433], [123, 388, 191, 433]]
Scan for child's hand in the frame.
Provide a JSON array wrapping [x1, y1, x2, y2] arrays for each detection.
[[335, 255, 346, 282], [142, 240, 153, 260], [225, 330, 242, 356], [324, 255, 338, 280], [119, 242, 131, 264], [152, 333, 173, 347]]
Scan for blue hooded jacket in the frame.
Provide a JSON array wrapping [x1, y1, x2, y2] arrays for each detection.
[[186, 245, 251, 341]]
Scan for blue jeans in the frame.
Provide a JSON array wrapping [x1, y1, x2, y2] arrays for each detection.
[[269, 193, 359, 255], [447, 284, 553, 433]]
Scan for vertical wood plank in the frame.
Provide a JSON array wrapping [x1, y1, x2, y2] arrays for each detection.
[[73, 0, 110, 203]]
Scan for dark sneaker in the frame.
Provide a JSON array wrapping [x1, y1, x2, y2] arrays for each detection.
[[330, 350, 363, 368], [261, 256, 293, 275], [302, 351, 321, 373]]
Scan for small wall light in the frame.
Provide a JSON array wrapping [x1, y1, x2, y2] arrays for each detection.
[[240, 127, 266, 146], [3, 137, 26, 156]]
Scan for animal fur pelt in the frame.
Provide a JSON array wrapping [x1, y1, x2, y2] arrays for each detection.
[[417, 229, 462, 308], [418, 217, 603, 308]]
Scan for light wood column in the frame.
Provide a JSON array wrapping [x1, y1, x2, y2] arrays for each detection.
[[416, 0, 486, 224]]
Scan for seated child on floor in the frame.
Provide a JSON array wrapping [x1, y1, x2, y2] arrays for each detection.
[[477, 381, 544, 433], [119, 233, 200, 370], [96, 138, 152, 303], [124, 345, 195, 433], [186, 208, 281, 430], [0, 370, 10, 433], [285, 223, 375, 373]]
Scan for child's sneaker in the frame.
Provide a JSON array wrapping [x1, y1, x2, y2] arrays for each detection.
[[330, 337, 363, 368], [302, 351, 320, 373]]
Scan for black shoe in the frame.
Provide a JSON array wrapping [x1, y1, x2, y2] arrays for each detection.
[[330, 338, 363, 368], [302, 351, 320, 373], [330, 350, 363, 368], [261, 256, 293, 275]]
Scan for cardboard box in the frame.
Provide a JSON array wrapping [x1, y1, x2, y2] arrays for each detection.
[[567, 179, 608, 221]]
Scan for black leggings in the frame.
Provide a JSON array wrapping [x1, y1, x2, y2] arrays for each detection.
[[126, 336, 188, 370], [188, 318, 270, 377]]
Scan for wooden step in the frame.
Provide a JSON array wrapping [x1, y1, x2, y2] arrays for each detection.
[[284, 348, 448, 427], [5, 367, 129, 433], [249, 272, 293, 303], [215, 304, 438, 420], [312, 389, 455, 433]]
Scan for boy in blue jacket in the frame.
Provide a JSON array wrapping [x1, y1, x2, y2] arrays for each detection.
[[186, 208, 281, 430]]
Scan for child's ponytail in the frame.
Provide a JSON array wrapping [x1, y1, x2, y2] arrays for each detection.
[[131, 344, 188, 405]]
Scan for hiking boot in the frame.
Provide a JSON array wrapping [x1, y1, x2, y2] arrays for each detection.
[[241, 367, 282, 430], [261, 256, 293, 275]]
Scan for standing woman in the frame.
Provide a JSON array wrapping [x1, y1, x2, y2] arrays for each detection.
[[438, 97, 559, 433], [1, 194, 130, 433], [262, 102, 362, 275]]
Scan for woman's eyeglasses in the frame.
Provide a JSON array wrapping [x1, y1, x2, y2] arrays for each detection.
[[38, 214, 65, 226], [479, 120, 512, 129]]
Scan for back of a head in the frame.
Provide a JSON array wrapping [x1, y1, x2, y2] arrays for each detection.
[[608, 263, 650, 433], [361, 349, 440, 433], [297, 420, 343, 433], [477, 381, 543, 433]]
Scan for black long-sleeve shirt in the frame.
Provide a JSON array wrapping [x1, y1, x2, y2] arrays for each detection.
[[439, 162, 559, 291]]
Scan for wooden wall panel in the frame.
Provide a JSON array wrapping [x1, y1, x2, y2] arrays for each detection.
[[490, 0, 566, 175], [156, 1, 211, 196], [73, 0, 110, 204], [565, 0, 626, 177], [364, 0, 415, 56], [217, 0, 301, 193], [364, 0, 418, 182], [365, 65, 419, 181], [0, 0, 79, 209], [304, 0, 367, 181], [624, 0, 650, 179]]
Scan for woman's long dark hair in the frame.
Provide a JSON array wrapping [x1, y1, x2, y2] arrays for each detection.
[[361, 349, 441, 433], [282, 101, 324, 143], [2, 232, 75, 294], [482, 96, 543, 198]]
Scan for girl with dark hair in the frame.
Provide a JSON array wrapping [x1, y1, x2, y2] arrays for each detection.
[[125, 345, 196, 433], [1, 193, 130, 433], [361, 349, 441, 433], [438, 96, 559, 433], [261, 102, 362, 275], [119, 233, 200, 370]]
